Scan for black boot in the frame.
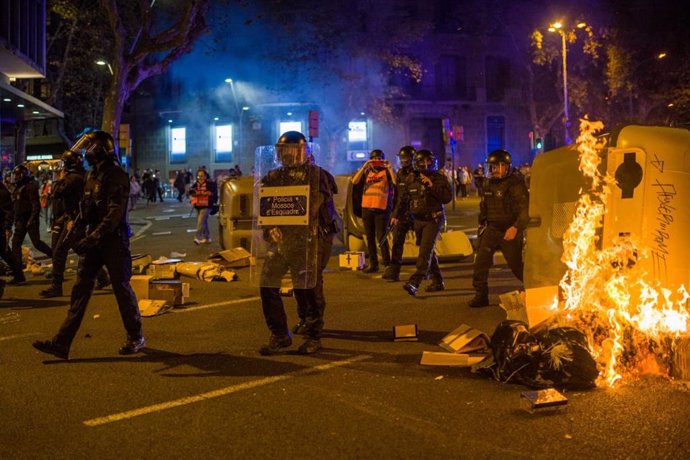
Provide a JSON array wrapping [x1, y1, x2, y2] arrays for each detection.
[[468, 292, 490, 308], [403, 282, 418, 296], [382, 265, 400, 281], [39, 285, 63, 298]]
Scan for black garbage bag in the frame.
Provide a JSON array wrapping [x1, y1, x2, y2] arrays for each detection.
[[487, 320, 545, 386], [533, 327, 598, 390]]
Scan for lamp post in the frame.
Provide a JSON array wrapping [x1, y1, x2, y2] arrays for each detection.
[[95, 59, 113, 75], [239, 106, 249, 168], [548, 21, 587, 145]]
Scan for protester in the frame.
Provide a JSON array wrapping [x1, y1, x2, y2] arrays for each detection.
[[189, 168, 217, 244]]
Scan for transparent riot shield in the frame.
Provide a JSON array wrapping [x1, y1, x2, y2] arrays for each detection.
[[250, 144, 319, 289]]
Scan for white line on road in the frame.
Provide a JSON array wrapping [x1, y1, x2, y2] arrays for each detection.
[[83, 354, 370, 427], [0, 332, 41, 342], [171, 297, 260, 313]]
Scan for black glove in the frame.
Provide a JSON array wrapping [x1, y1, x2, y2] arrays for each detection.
[[73, 233, 100, 255]]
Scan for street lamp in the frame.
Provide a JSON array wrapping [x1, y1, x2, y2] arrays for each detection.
[[548, 21, 587, 145], [239, 106, 249, 167], [95, 59, 113, 75]]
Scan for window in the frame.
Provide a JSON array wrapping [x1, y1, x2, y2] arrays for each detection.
[[485, 56, 511, 102], [170, 127, 186, 163], [279, 121, 302, 134], [435, 55, 467, 99], [214, 124, 232, 163], [486, 116, 505, 154]]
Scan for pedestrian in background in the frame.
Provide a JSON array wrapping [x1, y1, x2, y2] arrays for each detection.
[[190, 168, 217, 244], [350, 149, 396, 273], [469, 149, 529, 308], [33, 130, 145, 359], [129, 175, 140, 210], [174, 170, 186, 202], [473, 164, 485, 196], [0, 179, 25, 284]]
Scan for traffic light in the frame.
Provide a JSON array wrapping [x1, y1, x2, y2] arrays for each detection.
[[535, 137, 543, 151]]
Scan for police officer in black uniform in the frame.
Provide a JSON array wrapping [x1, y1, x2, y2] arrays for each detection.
[[33, 131, 145, 359], [292, 152, 339, 336], [257, 131, 328, 355], [383, 145, 416, 282], [0, 179, 25, 285], [393, 149, 452, 296], [10, 164, 53, 271], [469, 149, 529, 307], [39, 150, 109, 298]]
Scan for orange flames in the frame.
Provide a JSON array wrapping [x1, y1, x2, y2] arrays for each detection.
[[556, 119, 690, 387]]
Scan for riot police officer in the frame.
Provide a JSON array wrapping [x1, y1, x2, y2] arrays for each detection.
[[39, 150, 109, 298], [393, 149, 452, 296], [469, 149, 529, 307], [0, 178, 25, 284], [10, 164, 52, 272], [256, 131, 326, 355], [33, 131, 145, 359], [383, 145, 416, 281]]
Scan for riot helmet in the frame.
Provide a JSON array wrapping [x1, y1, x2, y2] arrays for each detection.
[[414, 149, 436, 173], [397, 145, 415, 168], [12, 164, 30, 184], [486, 149, 512, 179], [62, 149, 84, 172], [275, 131, 308, 167], [71, 130, 116, 167], [369, 149, 385, 160]]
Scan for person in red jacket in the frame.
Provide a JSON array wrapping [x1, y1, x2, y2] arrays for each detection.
[[190, 168, 217, 244]]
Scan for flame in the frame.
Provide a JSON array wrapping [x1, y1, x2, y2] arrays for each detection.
[[556, 118, 690, 387]]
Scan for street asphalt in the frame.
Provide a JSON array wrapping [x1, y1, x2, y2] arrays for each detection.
[[2, 192, 689, 459]]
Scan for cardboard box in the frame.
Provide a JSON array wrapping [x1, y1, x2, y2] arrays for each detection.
[[339, 251, 365, 270], [439, 324, 490, 354], [149, 280, 189, 306], [131, 275, 153, 301], [499, 290, 529, 324], [147, 261, 179, 280], [420, 351, 486, 367], [132, 254, 152, 275], [393, 324, 418, 342], [138, 299, 172, 317]]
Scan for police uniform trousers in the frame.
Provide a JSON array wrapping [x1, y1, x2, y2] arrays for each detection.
[[12, 216, 53, 265], [296, 234, 333, 334], [0, 229, 24, 280], [50, 222, 109, 287], [260, 243, 322, 339], [472, 226, 524, 295], [408, 216, 444, 286], [389, 216, 413, 269], [54, 233, 143, 348]]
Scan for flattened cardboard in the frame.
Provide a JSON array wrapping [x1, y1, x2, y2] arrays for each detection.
[[520, 388, 568, 414], [525, 285, 559, 328], [208, 247, 251, 268], [393, 324, 418, 342], [439, 324, 490, 354], [139, 299, 172, 317], [420, 351, 486, 367]]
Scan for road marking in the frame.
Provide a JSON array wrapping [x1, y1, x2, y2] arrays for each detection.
[[83, 354, 370, 427], [172, 297, 260, 313], [0, 332, 41, 342], [151, 231, 172, 236]]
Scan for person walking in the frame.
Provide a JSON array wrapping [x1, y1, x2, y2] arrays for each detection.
[[10, 164, 53, 270], [459, 166, 470, 199], [190, 168, 217, 244], [256, 131, 329, 355], [394, 149, 452, 296], [469, 149, 529, 308], [174, 170, 186, 202], [0, 179, 26, 285], [472, 164, 485, 197], [382, 145, 416, 282], [32, 130, 145, 359], [129, 175, 141, 211], [350, 149, 396, 273]]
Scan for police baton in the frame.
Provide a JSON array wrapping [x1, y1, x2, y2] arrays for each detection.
[[378, 222, 397, 249]]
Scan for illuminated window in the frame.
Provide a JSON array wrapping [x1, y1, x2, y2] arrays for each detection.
[[170, 127, 186, 163], [348, 121, 367, 142], [279, 121, 302, 134], [215, 124, 233, 162]]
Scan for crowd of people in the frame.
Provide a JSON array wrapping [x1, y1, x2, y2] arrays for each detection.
[[17, 128, 528, 360]]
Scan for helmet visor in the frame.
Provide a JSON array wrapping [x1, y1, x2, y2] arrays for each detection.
[[275, 144, 306, 166]]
